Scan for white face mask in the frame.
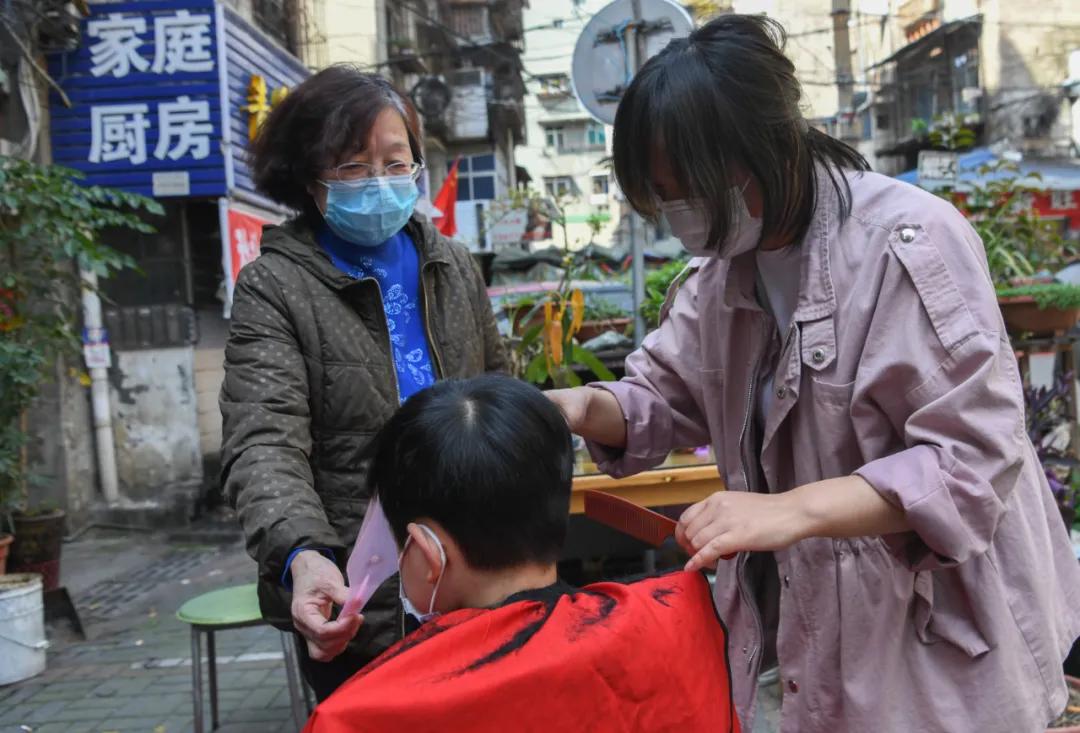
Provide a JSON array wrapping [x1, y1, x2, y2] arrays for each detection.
[[398, 524, 445, 625], [661, 182, 762, 259]]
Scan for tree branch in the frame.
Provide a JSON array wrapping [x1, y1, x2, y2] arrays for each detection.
[[0, 14, 73, 108]]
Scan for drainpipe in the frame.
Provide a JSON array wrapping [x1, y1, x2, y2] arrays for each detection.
[[80, 270, 120, 505]]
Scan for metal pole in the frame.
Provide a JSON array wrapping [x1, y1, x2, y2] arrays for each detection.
[[629, 0, 647, 347]]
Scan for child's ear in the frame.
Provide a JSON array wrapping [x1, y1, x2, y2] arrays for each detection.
[[406, 523, 446, 584]]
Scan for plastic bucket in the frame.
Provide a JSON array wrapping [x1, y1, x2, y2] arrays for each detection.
[[0, 573, 48, 685]]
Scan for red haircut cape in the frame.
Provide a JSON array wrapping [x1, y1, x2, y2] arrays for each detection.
[[305, 570, 739, 733]]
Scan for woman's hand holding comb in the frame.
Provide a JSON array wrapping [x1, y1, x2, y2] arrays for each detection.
[[677, 477, 912, 571], [676, 490, 807, 572]]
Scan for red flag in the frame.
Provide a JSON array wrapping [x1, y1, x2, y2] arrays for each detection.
[[432, 157, 460, 237]]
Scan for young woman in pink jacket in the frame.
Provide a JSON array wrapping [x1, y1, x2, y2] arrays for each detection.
[[549, 14, 1080, 733]]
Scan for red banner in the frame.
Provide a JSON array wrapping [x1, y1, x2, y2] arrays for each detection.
[[227, 209, 268, 285]]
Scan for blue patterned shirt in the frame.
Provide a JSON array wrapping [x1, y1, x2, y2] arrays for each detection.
[[317, 227, 436, 403]]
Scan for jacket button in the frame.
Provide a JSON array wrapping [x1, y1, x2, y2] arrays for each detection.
[[776, 385, 787, 399], [783, 575, 790, 588], [811, 348, 826, 364], [899, 227, 916, 243], [788, 679, 799, 694]]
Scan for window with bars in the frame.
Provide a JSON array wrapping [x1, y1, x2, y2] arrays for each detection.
[[544, 176, 575, 199], [545, 127, 565, 151], [1051, 190, 1075, 210], [538, 74, 571, 97], [586, 123, 606, 148], [447, 4, 491, 40], [252, 0, 290, 47]]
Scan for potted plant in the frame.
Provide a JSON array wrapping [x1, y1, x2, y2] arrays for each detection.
[[1025, 372, 1080, 531], [922, 115, 1079, 337], [577, 298, 632, 343], [513, 283, 617, 388], [505, 293, 544, 335], [933, 156, 1079, 337], [0, 156, 157, 581], [997, 282, 1080, 339], [640, 258, 692, 333], [1022, 368, 1080, 733]]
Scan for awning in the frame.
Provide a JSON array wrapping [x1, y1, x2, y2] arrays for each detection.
[[896, 147, 1080, 191], [870, 15, 981, 69]]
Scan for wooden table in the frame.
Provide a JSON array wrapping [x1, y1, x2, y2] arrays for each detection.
[[568, 449, 725, 514]]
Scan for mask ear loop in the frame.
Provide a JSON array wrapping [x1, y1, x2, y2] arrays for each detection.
[[416, 524, 447, 615]]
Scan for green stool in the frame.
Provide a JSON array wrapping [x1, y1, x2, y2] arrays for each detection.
[[177, 583, 312, 733]]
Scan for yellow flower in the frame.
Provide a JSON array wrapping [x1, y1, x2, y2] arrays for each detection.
[[569, 289, 584, 337]]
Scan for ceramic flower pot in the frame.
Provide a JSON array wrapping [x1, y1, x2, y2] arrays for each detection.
[[998, 295, 1080, 337]]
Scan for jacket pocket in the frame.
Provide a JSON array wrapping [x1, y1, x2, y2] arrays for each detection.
[[807, 376, 855, 408], [912, 569, 992, 658], [804, 377, 860, 478]]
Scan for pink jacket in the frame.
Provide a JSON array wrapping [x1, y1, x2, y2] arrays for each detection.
[[590, 169, 1080, 732]]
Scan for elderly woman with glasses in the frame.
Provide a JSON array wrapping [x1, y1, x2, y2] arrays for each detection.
[[219, 66, 506, 700]]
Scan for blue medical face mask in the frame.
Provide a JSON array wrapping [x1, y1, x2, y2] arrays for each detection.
[[321, 175, 419, 247], [398, 524, 445, 625]]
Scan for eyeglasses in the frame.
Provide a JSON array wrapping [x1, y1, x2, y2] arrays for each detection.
[[324, 161, 425, 184]]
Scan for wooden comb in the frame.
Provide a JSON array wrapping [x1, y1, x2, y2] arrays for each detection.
[[583, 490, 736, 560], [583, 490, 676, 547]]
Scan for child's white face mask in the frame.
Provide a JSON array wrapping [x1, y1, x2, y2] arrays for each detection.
[[398, 523, 446, 625]]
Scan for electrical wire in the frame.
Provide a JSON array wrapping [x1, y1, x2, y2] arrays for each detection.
[[395, 1, 544, 82]]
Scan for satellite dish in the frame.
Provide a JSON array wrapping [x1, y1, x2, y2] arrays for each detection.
[[410, 76, 452, 119], [570, 0, 694, 126]]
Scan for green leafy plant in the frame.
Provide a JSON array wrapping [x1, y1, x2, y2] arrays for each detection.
[[910, 113, 978, 149], [925, 117, 1073, 286], [928, 112, 977, 151], [0, 156, 160, 519], [933, 159, 1071, 286], [515, 286, 617, 388], [961, 163, 1069, 286], [996, 283, 1080, 310], [640, 258, 691, 329], [585, 211, 606, 243], [583, 298, 629, 321]]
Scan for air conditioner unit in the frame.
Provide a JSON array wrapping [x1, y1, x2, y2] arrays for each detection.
[[38, 1, 83, 53], [446, 68, 490, 142]]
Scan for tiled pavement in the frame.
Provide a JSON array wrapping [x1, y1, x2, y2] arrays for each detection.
[[0, 520, 299, 733]]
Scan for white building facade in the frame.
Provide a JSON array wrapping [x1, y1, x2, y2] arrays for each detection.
[[514, 0, 620, 251]]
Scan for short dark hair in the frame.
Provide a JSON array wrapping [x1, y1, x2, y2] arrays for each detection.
[[248, 65, 423, 220], [613, 14, 869, 252], [370, 376, 574, 571]]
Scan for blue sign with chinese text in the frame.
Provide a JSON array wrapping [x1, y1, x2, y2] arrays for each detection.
[[49, 0, 309, 201]]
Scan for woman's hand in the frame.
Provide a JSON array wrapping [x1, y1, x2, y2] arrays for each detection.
[[546, 387, 627, 448], [676, 476, 911, 571], [290, 550, 363, 661], [676, 491, 809, 571]]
